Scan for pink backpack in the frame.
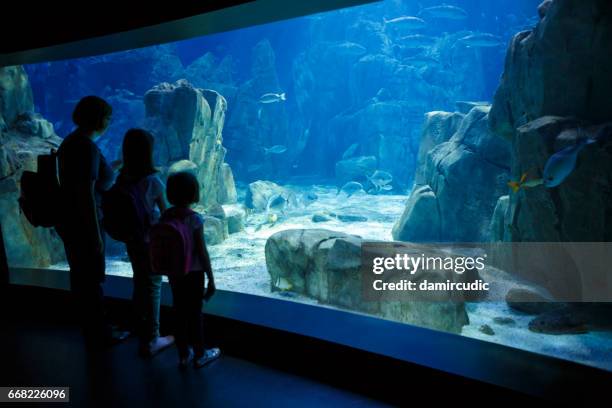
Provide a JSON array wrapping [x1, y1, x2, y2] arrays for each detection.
[[149, 207, 195, 278]]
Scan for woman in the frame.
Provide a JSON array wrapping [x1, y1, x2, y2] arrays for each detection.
[[57, 95, 126, 348]]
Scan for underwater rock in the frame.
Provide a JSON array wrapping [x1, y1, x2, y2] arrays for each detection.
[[0, 67, 65, 268], [265, 229, 469, 333], [479, 324, 495, 336], [183, 53, 237, 106], [206, 203, 226, 219], [222, 204, 246, 234], [336, 214, 368, 223], [395, 106, 510, 242], [203, 215, 228, 246], [489, 0, 612, 138], [245, 180, 292, 212], [505, 288, 565, 315], [144, 80, 237, 207], [13, 112, 55, 139], [217, 163, 237, 204], [334, 155, 377, 186], [488, 195, 509, 242], [492, 317, 516, 326], [168, 159, 198, 176], [0, 177, 17, 194], [330, 101, 423, 189], [414, 111, 464, 184], [349, 54, 399, 104], [528, 307, 588, 335], [0, 66, 34, 125], [312, 214, 330, 223], [493, 116, 612, 298], [224, 39, 290, 180], [392, 185, 440, 242], [455, 101, 490, 115], [345, 19, 391, 55]]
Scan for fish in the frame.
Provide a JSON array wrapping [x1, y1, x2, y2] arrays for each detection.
[[259, 92, 286, 104], [264, 145, 288, 155], [404, 55, 440, 68], [338, 181, 365, 197], [384, 16, 427, 33], [543, 135, 596, 188], [458, 33, 503, 48], [266, 193, 288, 213], [255, 213, 279, 232], [330, 42, 367, 58], [342, 143, 359, 160], [367, 170, 393, 191], [399, 34, 438, 49], [421, 4, 468, 20], [507, 172, 543, 193]]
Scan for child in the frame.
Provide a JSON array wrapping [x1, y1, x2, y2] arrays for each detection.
[[163, 171, 220, 368], [118, 128, 174, 356]]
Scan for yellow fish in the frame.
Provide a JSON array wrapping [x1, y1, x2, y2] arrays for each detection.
[[508, 171, 543, 193]]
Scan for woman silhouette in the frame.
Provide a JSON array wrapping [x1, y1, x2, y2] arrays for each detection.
[[57, 96, 126, 348]]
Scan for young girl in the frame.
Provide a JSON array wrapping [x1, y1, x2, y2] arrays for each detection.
[[163, 171, 220, 368], [118, 128, 174, 356]]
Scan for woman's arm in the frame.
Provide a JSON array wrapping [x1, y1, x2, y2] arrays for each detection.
[[75, 180, 103, 254]]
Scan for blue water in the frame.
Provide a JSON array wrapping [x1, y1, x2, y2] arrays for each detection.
[[24, 0, 540, 189]]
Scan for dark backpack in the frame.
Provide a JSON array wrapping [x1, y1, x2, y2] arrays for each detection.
[[18, 149, 61, 228], [149, 208, 195, 277], [102, 178, 149, 243]]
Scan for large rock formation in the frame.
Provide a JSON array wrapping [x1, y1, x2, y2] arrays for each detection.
[[487, 0, 612, 301], [393, 105, 511, 242], [489, 0, 612, 138], [0, 66, 65, 268], [143, 79, 237, 208], [223, 39, 290, 180], [265, 229, 469, 333]]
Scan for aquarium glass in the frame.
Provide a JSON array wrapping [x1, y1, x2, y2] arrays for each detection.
[[4, 0, 611, 372]]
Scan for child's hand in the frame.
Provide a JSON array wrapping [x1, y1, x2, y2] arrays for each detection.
[[203, 280, 216, 301]]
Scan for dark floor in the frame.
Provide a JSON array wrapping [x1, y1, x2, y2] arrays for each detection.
[[0, 285, 541, 406], [1, 302, 391, 407]]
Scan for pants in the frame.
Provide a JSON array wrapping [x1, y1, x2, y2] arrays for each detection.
[[58, 225, 111, 347], [170, 270, 204, 359], [127, 241, 162, 343]]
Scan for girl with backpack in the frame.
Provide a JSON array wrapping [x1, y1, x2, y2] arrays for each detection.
[[116, 128, 174, 356], [150, 171, 219, 369]]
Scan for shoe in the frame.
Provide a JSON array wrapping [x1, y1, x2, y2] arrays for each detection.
[[149, 335, 175, 356], [178, 348, 194, 369], [194, 348, 221, 368]]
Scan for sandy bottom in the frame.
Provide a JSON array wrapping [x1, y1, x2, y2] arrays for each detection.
[[52, 183, 612, 371]]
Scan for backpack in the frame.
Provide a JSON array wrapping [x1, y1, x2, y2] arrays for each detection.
[[102, 177, 150, 243], [149, 208, 195, 277], [18, 148, 61, 228]]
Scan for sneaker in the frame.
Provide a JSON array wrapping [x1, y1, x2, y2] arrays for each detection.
[[178, 348, 194, 370], [194, 348, 221, 368], [149, 335, 175, 356]]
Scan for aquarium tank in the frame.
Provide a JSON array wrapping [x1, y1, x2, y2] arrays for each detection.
[[2, 0, 611, 372]]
